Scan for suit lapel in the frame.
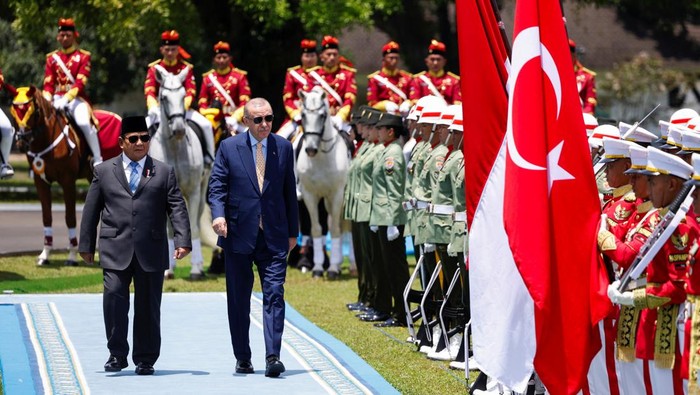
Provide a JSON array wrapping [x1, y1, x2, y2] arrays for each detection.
[[262, 136, 278, 195], [237, 132, 260, 194], [113, 158, 131, 194]]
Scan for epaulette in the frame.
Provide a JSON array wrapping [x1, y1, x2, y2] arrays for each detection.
[[46, 50, 58, 58], [233, 67, 247, 75], [307, 66, 321, 72], [78, 49, 91, 56], [367, 71, 379, 78], [414, 71, 426, 76], [400, 70, 413, 77], [581, 66, 596, 76], [148, 59, 161, 67], [182, 60, 194, 68], [623, 191, 637, 202], [202, 69, 214, 78], [287, 65, 301, 71], [447, 71, 460, 80], [340, 64, 357, 73]]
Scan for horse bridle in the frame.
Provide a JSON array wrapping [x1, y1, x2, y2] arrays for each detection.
[[301, 102, 338, 153], [159, 86, 186, 123]]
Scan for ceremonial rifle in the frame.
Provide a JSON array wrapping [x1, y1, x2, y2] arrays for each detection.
[[618, 183, 695, 292], [620, 103, 661, 140]]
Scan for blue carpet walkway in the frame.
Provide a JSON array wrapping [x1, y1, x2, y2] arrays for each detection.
[[0, 293, 398, 395]]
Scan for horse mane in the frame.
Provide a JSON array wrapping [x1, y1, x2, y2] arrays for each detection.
[[30, 85, 52, 121]]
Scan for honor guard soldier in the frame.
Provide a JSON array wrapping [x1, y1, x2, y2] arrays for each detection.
[[607, 147, 694, 395], [425, 105, 465, 361], [590, 124, 621, 205], [43, 18, 103, 165], [144, 30, 215, 165], [308, 36, 357, 133], [369, 113, 410, 327], [279, 39, 318, 139], [0, 68, 14, 179], [367, 41, 412, 116], [569, 39, 597, 114], [409, 40, 461, 105], [198, 41, 251, 135]]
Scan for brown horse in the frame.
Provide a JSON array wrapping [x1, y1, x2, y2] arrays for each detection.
[[11, 86, 93, 265]]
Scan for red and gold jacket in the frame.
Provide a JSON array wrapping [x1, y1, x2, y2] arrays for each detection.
[[282, 65, 314, 120], [308, 64, 357, 121], [601, 185, 639, 242], [43, 45, 91, 101], [409, 70, 461, 105], [198, 65, 250, 120], [575, 61, 597, 114], [366, 67, 412, 111], [144, 58, 196, 110], [598, 200, 654, 270], [0, 68, 4, 91]]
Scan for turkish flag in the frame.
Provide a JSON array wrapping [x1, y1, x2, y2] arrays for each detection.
[[503, 0, 608, 393]]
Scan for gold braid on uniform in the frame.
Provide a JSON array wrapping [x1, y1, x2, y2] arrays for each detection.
[[616, 305, 639, 362], [689, 295, 700, 395], [654, 303, 679, 369]]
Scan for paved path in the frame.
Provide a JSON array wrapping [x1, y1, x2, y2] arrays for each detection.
[[0, 203, 84, 256], [0, 293, 398, 395]]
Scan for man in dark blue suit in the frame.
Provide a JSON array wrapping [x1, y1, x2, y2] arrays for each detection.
[[208, 97, 298, 378]]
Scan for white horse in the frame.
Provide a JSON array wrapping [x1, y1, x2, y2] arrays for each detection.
[[297, 87, 351, 278], [148, 67, 207, 280]]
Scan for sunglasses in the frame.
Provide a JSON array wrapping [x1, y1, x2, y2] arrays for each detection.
[[125, 134, 151, 143], [249, 114, 274, 124]]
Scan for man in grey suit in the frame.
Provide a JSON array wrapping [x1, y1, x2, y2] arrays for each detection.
[[209, 98, 298, 378], [79, 116, 191, 375]]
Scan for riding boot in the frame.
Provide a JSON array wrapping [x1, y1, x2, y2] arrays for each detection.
[[82, 126, 103, 165], [0, 125, 14, 179]]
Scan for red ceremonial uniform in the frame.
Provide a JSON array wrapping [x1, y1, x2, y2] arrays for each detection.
[[0, 68, 5, 91], [198, 65, 250, 115], [308, 64, 357, 120], [282, 65, 314, 120], [602, 185, 640, 241], [599, 200, 654, 270], [409, 70, 461, 105], [144, 59, 196, 108], [43, 46, 91, 100], [682, 215, 700, 384], [367, 68, 412, 109], [575, 61, 597, 114]]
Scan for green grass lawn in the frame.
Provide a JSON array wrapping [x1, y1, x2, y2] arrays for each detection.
[[0, 251, 473, 394]]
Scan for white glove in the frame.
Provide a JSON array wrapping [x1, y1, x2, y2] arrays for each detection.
[[599, 213, 608, 232], [148, 106, 160, 120], [385, 101, 399, 115], [370, 225, 379, 233], [331, 115, 343, 131], [399, 101, 412, 116], [607, 280, 634, 306], [387, 226, 400, 241], [424, 243, 436, 253], [293, 113, 302, 123], [53, 97, 68, 111]]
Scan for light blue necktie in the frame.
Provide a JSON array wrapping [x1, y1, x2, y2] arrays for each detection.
[[128, 161, 140, 193]]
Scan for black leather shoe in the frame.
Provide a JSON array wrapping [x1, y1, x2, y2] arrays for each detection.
[[346, 302, 366, 311], [356, 308, 378, 318], [104, 355, 128, 372], [265, 355, 286, 378], [236, 360, 254, 374], [359, 312, 390, 322], [135, 362, 155, 375], [374, 317, 407, 327]]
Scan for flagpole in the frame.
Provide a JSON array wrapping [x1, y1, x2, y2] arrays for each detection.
[[488, 0, 512, 58]]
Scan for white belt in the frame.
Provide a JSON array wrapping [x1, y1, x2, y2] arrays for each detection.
[[402, 201, 414, 211], [412, 199, 429, 210], [452, 212, 467, 222], [429, 204, 454, 215]]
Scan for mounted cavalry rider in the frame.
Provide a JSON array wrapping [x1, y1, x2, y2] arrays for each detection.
[[0, 67, 15, 179], [144, 30, 215, 165], [197, 41, 251, 135], [309, 35, 357, 133], [367, 41, 412, 116], [409, 40, 461, 106], [43, 18, 103, 166], [278, 39, 318, 140]]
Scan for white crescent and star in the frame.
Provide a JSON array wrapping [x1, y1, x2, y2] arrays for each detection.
[[506, 26, 574, 192]]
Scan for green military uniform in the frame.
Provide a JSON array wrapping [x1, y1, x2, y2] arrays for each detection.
[[414, 143, 448, 246], [404, 138, 427, 237], [370, 113, 409, 323]]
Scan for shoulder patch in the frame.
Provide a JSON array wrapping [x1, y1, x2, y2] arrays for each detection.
[[623, 191, 637, 202], [384, 156, 395, 172]]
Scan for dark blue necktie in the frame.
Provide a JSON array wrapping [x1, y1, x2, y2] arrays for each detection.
[[128, 161, 140, 193]]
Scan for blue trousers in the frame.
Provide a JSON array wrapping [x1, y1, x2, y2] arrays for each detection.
[[224, 230, 287, 361]]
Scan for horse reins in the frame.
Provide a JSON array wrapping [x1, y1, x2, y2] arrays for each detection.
[[301, 103, 340, 153]]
